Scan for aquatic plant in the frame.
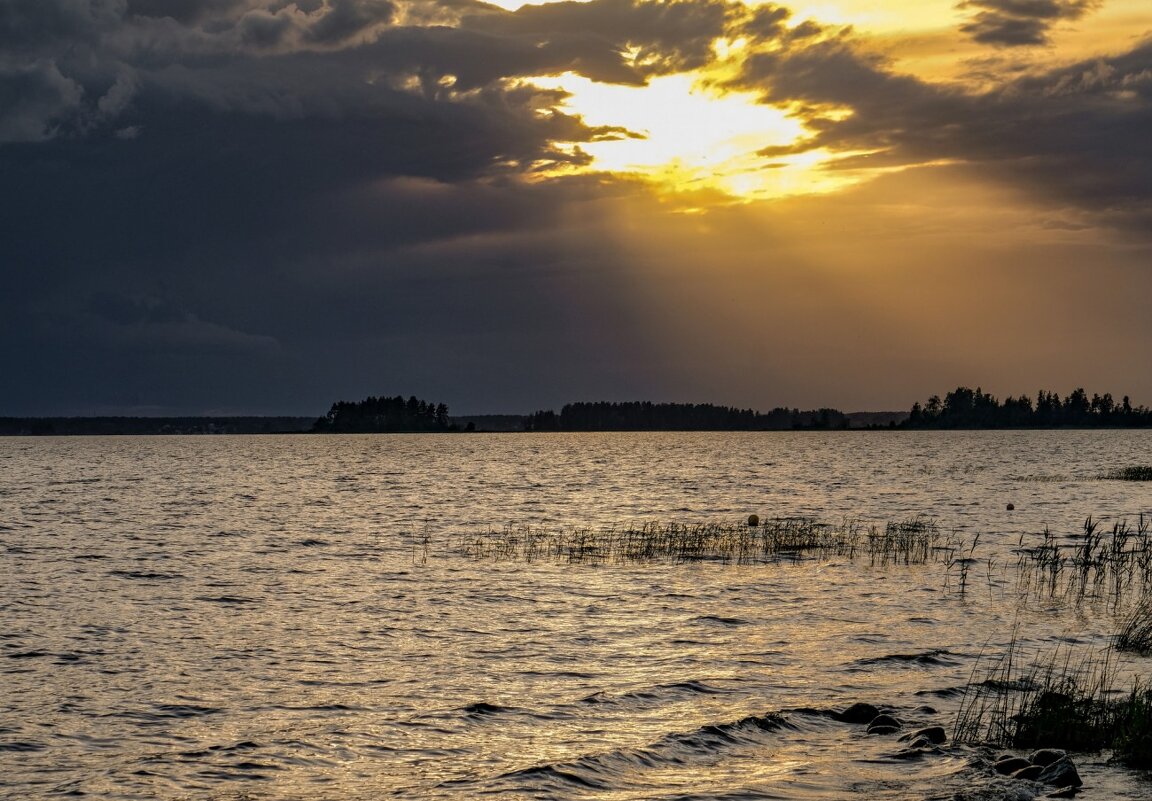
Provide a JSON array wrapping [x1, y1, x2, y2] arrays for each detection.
[[1116, 598, 1152, 653], [1101, 465, 1152, 481], [454, 516, 942, 566], [954, 638, 1119, 750], [1012, 516, 1152, 609], [954, 635, 1152, 768]]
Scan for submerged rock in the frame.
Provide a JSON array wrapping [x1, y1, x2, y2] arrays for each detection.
[[836, 702, 881, 723], [1029, 748, 1067, 767], [1043, 787, 1080, 799], [1013, 764, 1044, 781], [1038, 757, 1082, 788], [900, 725, 947, 744], [866, 714, 902, 734], [993, 756, 1031, 775]]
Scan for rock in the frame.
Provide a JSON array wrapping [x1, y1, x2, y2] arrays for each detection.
[[889, 747, 926, 760], [1037, 757, 1082, 788], [1013, 764, 1043, 781], [1029, 748, 1067, 767], [1044, 788, 1080, 799], [1007, 503, 1015, 510], [836, 702, 881, 724], [867, 714, 901, 730], [907, 736, 932, 749], [747, 514, 760, 527], [867, 725, 901, 735], [993, 757, 1031, 775], [900, 726, 946, 744]]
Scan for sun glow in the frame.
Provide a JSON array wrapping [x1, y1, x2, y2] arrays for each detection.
[[533, 72, 861, 200]]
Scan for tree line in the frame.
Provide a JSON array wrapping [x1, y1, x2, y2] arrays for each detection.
[[523, 401, 849, 431], [904, 387, 1152, 429], [312, 395, 457, 433]]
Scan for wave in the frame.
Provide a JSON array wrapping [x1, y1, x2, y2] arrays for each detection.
[[693, 615, 751, 626], [491, 711, 795, 793], [578, 679, 729, 706], [852, 650, 960, 667]]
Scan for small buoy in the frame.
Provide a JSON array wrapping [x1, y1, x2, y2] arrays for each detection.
[[1006, 503, 1015, 511], [747, 514, 760, 527]]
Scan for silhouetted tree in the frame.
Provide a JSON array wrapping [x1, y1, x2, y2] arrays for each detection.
[[902, 386, 1151, 429]]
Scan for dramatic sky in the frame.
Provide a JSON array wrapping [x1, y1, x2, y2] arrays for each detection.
[[2, 0, 1150, 415]]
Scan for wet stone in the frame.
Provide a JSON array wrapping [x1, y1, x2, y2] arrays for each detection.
[[1044, 787, 1080, 799], [1038, 757, 1082, 788], [900, 725, 946, 744], [867, 725, 901, 736], [994, 757, 1032, 775], [836, 702, 881, 724], [867, 714, 901, 731], [1029, 748, 1067, 767], [1013, 764, 1044, 781]]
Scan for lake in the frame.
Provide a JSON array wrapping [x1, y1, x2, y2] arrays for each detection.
[[2, 431, 1152, 799]]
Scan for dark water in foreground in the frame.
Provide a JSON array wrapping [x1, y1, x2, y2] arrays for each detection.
[[3, 431, 1152, 799]]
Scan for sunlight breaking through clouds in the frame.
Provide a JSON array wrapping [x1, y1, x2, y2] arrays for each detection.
[[528, 71, 873, 199]]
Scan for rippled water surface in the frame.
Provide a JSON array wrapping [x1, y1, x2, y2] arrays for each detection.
[[3, 431, 1152, 799]]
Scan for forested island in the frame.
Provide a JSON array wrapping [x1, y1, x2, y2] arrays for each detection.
[[904, 387, 1152, 429], [312, 395, 460, 433]]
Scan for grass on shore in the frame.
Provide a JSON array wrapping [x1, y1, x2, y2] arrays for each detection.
[[955, 634, 1152, 768]]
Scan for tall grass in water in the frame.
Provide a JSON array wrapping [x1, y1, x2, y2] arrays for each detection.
[[454, 516, 941, 566], [955, 638, 1116, 749], [955, 636, 1152, 768], [1014, 515, 1152, 609], [1100, 466, 1152, 481], [1117, 598, 1152, 654]]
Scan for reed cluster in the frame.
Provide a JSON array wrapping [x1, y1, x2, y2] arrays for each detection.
[[453, 516, 942, 566], [1013, 516, 1152, 608], [1100, 465, 1152, 481], [955, 638, 1152, 768]]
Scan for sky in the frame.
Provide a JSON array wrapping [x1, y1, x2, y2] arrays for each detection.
[[1, 0, 1150, 416]]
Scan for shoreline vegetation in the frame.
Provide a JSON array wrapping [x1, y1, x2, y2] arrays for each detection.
[[1, 386, 1150, 435]]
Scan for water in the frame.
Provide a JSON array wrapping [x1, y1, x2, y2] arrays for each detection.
[[2, 431, 1152, 799]]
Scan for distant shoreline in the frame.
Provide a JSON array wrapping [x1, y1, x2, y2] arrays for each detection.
[[0, 412, 913, 436]]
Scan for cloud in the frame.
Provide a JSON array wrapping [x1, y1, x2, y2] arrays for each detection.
[[732, 31, 1152, 229], [462, 0, 737, 82], [958, 0, 1103, 46], [1, 0, 1150, 415], [0, 60, 84, 142]]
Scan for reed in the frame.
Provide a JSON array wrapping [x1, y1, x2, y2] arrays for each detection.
[[453, 516, 942, 566], [1012, 516, 1152, 609], [955, 635, 1152, 768], [955, 637, 1120, 750], [1101, 466, 1152, 481], [1116, 597, 1152, 653]]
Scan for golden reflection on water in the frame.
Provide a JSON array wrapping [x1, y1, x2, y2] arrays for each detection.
[[5, 433, 1152, 798]]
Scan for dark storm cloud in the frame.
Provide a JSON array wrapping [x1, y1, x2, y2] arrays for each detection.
[[3, 0, 690, 413], [461, 0, 737, 82], [958, 0, 1103, 46], [124, 0, 248, 23], [734, 31, 1152, 227], [0, 60, 84, 142]]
